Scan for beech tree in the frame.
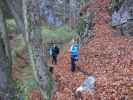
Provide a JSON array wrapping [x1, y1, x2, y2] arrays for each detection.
[[0, 3, 14, 99]]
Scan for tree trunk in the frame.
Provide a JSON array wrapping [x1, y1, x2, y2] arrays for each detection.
[[82, 12, 94, 40], [0, 6, 14, 100], [5, 0, 25, 33], [69, 0, 80, 30], [22, 0, 49, 93], [64, 0, 70, 24]]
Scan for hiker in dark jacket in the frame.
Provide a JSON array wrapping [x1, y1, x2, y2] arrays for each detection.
[[52, 45, 60, 64]]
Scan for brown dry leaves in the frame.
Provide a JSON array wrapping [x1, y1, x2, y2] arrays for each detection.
[[28, 88, 43, 100], [52, 0, 133, 99]]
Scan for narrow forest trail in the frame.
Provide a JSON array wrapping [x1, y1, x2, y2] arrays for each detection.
[[52, 0, 133, 100]]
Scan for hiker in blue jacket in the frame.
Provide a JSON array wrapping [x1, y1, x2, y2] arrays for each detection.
[[69, 42, 80, 72]]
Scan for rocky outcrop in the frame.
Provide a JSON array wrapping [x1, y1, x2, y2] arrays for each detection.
[[112, 0, 133, 36]]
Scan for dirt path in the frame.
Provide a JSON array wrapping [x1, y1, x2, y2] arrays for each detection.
[[52, 0, 133, 100]]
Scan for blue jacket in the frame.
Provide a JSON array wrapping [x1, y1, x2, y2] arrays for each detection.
[[70, 43, 80, 59], [48, 48, 53, 56]]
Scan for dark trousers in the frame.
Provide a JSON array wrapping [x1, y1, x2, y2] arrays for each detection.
[[52, 55, 57, 64], [71, 57, 76, 72]]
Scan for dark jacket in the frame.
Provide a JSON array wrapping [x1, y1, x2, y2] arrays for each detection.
[[52, 46, 59, 56]]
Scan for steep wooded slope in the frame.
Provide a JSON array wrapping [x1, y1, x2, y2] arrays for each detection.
[[52, 0, 133, 99]]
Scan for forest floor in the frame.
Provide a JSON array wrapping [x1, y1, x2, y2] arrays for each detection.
[[52, 0, 133, 100]]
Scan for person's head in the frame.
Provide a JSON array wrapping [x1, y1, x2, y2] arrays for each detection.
[[79, 12, 83, 16], [71, 39, 75, 46], [55, 45, 58, 48], [115, 6, 119, 12]]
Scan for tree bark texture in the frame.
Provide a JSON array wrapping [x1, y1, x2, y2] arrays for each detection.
[[5, 0, 25, 34], [0, 6, 14, 100], [23, 0, 49, 91]]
